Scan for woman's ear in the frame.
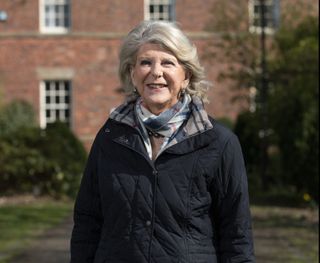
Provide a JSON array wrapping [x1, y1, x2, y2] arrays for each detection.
[[183, 72, 191, 89], [130, 66, 136, 86], [182, 79, 189, 89]]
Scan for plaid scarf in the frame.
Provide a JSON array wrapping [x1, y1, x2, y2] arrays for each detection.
[[135, 94, 191, 158], [109, 95, 213, 160], [135, 94, 191, 138]]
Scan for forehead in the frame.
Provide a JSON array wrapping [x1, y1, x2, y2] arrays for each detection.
[[136, 43, 177, 59]]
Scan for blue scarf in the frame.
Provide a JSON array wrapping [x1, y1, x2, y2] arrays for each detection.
[[109, 94, 213, 160], [135, 94, 191, 159], [135, 94, 191, 138]]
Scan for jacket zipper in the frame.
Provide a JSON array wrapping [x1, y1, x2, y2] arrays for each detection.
[[112, 136, 158, 263], [110, 120, 213, 262], [148, 169, 158, 263]]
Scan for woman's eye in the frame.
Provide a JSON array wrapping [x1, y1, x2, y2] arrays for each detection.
[[163, 60, 175, 66], [140, 60, 151, 65]]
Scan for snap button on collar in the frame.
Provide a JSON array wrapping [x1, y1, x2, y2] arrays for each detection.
[[119, 136, 129, 143]]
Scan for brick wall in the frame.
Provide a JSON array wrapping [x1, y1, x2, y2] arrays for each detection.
[[0, 36, 124, 149], [0, 0, 318, 150]]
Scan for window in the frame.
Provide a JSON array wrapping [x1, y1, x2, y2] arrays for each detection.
[[145, 0, 175, 21], [40, 80, 72, 128], [40, 0, 71, 33], [249, 0, 280, 34]]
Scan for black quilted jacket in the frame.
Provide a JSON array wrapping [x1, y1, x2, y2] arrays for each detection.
[[70, 116, 255, 263]]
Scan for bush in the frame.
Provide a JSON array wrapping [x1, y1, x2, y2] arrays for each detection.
[[0, 101, 87, 198], [216, 117, 234, 130], [0, 100, 36, 137], [0, 127, 54, 194], [41, 122, 87, 197], [234, 17, 319, 205], [233, 111, 262, 189]]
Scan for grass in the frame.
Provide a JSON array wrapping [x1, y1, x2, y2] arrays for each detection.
[[252, 205, 319, 263], [0, 197, 318, 263], [0, 197, 73, 263]]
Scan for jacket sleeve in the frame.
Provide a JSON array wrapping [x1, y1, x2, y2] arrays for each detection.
[[211, 133, 255, 263], [70, 134, 103, 263]]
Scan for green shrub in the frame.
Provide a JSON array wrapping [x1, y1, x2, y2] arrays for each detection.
[[0, 101, 87, 198], [0, 100, 36, 137], [216, 117, 234, 130], [0, 127, 55, 194], [40, 122, 87, 197]]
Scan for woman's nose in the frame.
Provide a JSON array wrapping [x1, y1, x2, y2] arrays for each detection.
[[151, 64, 163, 78]]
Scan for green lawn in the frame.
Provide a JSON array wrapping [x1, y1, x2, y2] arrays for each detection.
[[0, 198, 318, 263], [252, 205, 319, 263], [0, 198, 73, 263]]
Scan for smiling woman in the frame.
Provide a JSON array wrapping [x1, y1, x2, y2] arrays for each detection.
[[130, 43, 189, 114], [71, 21, 255, 263]]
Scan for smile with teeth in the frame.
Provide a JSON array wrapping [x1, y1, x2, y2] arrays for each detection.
[[147, 83, 168, 89]]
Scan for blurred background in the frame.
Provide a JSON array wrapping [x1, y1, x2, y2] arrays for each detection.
[[0, 0, 318, 262]]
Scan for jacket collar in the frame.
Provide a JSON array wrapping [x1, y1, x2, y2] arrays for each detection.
[[108, 96, 214, 156]]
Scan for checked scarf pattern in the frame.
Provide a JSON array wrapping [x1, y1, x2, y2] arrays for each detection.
[[135, 94, 192, 159], [135, 94, 192, 138], [109, 95, 213, 160]]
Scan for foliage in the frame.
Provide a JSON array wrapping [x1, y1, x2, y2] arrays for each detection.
[[40, 121, 88, 197], [204, 0, 261, 97], [204, 0, 319, 103], [234, 16, 319, 203], [0, 100, 87, 197], [0, 100, 36, 137], [216, 117, 234, 130], [206, 0, 319, 203], [268, 16, 319, 200], [233, 111, 261, 188]]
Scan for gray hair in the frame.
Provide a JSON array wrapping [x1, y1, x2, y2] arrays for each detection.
[[118, 20, 210, 102]]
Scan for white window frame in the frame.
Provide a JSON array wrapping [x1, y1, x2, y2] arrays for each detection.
[[39, 0, 71, 34], [249, 0, 280, 34], [144, 0, 175, 21], [39, 80, 72, 128]]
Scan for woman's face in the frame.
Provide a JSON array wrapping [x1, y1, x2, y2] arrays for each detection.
[[130, 43, 189, 115]]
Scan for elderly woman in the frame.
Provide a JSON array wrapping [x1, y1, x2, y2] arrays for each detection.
[[71, 21, 255, 263]]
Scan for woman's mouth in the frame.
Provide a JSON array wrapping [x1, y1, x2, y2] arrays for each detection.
[[147, 83, 168, 89]]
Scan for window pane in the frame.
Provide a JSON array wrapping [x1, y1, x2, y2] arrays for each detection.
[[45, 18, 50, 27], [148, 1, 174, 21], [64, 82, 69, 91], [43, 0, 70, 31], [55, 18, 60, 26], [250, 0, 278, 31], [42, 80, 71, 127], [63, 17, 68, 27], [168, 5, 172, 20], [45, 82, 50, 91]]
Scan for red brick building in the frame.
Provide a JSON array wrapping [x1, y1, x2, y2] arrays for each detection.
[[0, 0, 318, 149]]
